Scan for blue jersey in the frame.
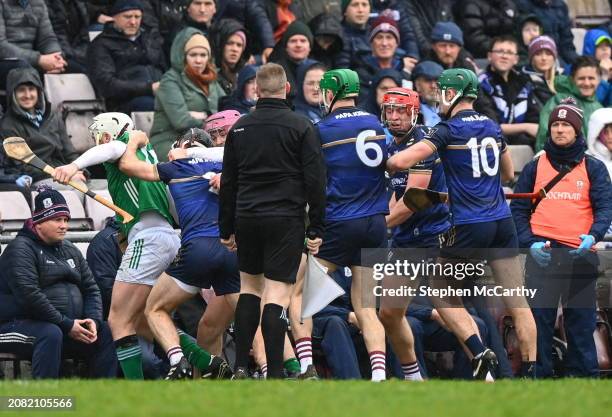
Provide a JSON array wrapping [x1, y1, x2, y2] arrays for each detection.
[[422, 110, 510, 225], [388, 126, 451, 246], [317, 107, 389, 221], [157, 157, 222, 242]]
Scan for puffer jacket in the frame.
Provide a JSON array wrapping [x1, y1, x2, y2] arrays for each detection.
[[149, 26, 225, 161], [404, 0, 454, 57], [86, 22, 167, 111], [454, 0, 518, 58], [0, 67, 79, 183], [214, 0, 275, 51], [0, 0, 62, 65], [0, 220, 103, 334], [586, 107, 612, 178], [371, 0, 419, 59]]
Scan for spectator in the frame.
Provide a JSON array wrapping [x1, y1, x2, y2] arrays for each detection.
[[453, 0, 518, 59], [0, 187, 117, 379], [475, 35, 539, 146], [513, 0, 578, 66], [294, 0, 341, 24], [535, 57, 603, 151], [582, 28, 612, 107], [353, 16, 411, 95], [335, 0, 371, 69], [0, 67, 85, 186], [511, 101, 612, 377], [209, 18, 249, 96], [45, 0, 90, 74], [262, 0, 304, 44], [165, 0, 216, 57], [0, 0, 67, 92], [213, 0, 275, 61], [218, 64, 258, 114], [361, 68, 401, 116], [269, 20, 313, 101], [309, 13, 344, 69], [520, 36, 560, 114], [144, 0, 185, 43], [587, 107, 612, 177], [371, 0, 419, 62], [421, 22, 479, 74], [405, 0, 454, 58], [150, 27, 225, 161], [515, 14, 543, 67], [0, 149, 32, 206], [293, 60, 326, 123], [87, 0, 167, 113], [412, 60, 443, 127]]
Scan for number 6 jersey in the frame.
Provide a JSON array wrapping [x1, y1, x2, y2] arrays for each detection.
[[317, 107, 389, 221], [421, 110, 510, 225]]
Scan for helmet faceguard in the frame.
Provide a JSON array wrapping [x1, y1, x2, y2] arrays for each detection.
[[205, 110, 241, 145], [172, 128, 214, 149], [381, 88, 420, 137], [88, 112, 134, 145]]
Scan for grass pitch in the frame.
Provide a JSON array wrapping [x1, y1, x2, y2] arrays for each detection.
[[0, 379, 610, 417]]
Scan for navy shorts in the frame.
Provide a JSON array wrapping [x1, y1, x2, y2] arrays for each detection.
[[440, 217, 519, 260], [166, 237, 240, 296], [317, 214, 387, 267]]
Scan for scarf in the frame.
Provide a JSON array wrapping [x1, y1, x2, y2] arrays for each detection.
[[543, 135, 587, 167], [185, 63, 217, 96]]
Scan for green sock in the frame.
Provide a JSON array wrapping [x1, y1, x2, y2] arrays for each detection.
[[116, 337, 144, 380], [284, 357, 300, 374], [178, 331, 212, 372]]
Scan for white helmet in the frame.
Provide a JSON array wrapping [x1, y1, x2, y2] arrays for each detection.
[[89, 112, 134, 145]]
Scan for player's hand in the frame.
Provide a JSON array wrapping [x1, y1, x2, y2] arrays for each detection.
[[69, 319, 97, 344], [209, 173, 221, 191], [221, 234, 237, 252], [530, 241, 551, 267], [168, 148, 188, 161], [306, 236, 322, 255], [53, 163, 79, 184], [73, 171, 87, 183], [129, 130, 149, 147], [569, 234, 595, 258]]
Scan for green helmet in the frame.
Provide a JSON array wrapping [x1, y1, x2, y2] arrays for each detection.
[[319, 69, 360, 105], [437, 68, 479, 100]]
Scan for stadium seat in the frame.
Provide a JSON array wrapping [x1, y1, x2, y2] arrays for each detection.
[[567, 0, 611, 27], [0, 192, 31, 233], [57, 190, 93, 231], [508, 145, 535, 175], [571, 28, 587, 55], [132, 112, 155, 136], [43, 74, 106, 154], [74, 242, 89, 257], [85, 189, 116, 230]]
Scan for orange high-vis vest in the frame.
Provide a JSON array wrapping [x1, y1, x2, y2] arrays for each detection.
[[530, 153, 593, 248]]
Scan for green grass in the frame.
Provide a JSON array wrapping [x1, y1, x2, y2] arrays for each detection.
[[0, 379, 610, 417]]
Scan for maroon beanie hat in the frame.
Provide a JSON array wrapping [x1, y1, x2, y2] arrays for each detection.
[[369, 16, 400, 43], [549, 98, 584, 134]]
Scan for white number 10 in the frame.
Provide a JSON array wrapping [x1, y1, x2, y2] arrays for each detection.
[[466, 136, 499, 178]]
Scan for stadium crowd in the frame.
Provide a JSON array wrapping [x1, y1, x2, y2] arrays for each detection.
[[0, 0, 611, 381]]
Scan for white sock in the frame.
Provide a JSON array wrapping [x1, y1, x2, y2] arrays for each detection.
[[261, 363, 267, 379], [402, 362, 423, 381], [370, 351, 386, 382], [167, 346, 184, 367], [296, 338, 313, 374]]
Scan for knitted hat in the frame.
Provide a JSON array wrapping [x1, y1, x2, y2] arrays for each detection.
[[184, 33, 211, 54], [109, 0, 144, 16], [528, 35, 557, 60], [549, 98, 584, 134], [283, 20, 313, 46], [341, 0, 371, 13], [32, 186, 71, 225], [369, 16, 400, 43], [430, 22, 464, 47]]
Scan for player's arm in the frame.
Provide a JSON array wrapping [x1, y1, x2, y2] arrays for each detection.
[[53, 141, 127, 183], [386, 170, 431, 228], [500, 147, 514, 183], [386, 141, 435, 174], [117, 132, 159, 182]]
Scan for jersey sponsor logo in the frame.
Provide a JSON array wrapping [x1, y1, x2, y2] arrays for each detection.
[[460, 115, 489, 122], [333, 110, 370, 119], [546, 191, 583, 200], [233, 128, 245, 132]]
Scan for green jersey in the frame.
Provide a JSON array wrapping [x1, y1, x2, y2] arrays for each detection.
[[103, 133, 174, 235]]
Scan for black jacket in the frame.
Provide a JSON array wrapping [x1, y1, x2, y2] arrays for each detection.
[[86, 23, 167, 110], [45, 0, 90, 68], [214, 0, 275, 51], [0, 220, 103, 333], [0, 67, 79, 183], [219, 98, 326, 238], [308, 12, 344, 69], [454, 0, 518, 59], [405, 0, 454, 57]]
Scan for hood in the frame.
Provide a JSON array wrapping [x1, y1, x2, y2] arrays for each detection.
[[211, 18, 249, 70], [309, 13, 343, 51], [555, 74, 597, 101], [295, 59, 321, 103], [170, 26, 207, 72], [586, 107, 612, 161], [582, 28, 611, 57], [6, 66, 47, 118], [233, 64, 257, 100], [362, 68, 402, 115]]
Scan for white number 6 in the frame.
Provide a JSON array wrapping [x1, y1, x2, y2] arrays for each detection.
[[356, 129, 383, 167]]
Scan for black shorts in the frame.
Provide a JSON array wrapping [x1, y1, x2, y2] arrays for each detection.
[[235, 216, 305, 283]]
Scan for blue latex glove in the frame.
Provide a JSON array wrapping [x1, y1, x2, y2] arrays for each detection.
[[530, 242, 551, 267], [15, 175, 32, 188], [569, 234, 595, 258]]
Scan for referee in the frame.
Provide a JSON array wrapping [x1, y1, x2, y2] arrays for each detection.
[[219, 63, 326, 378]]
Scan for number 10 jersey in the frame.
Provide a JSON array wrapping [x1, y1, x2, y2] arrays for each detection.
[[421, 110, 510, 225], [317, 107, 389, 221]]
